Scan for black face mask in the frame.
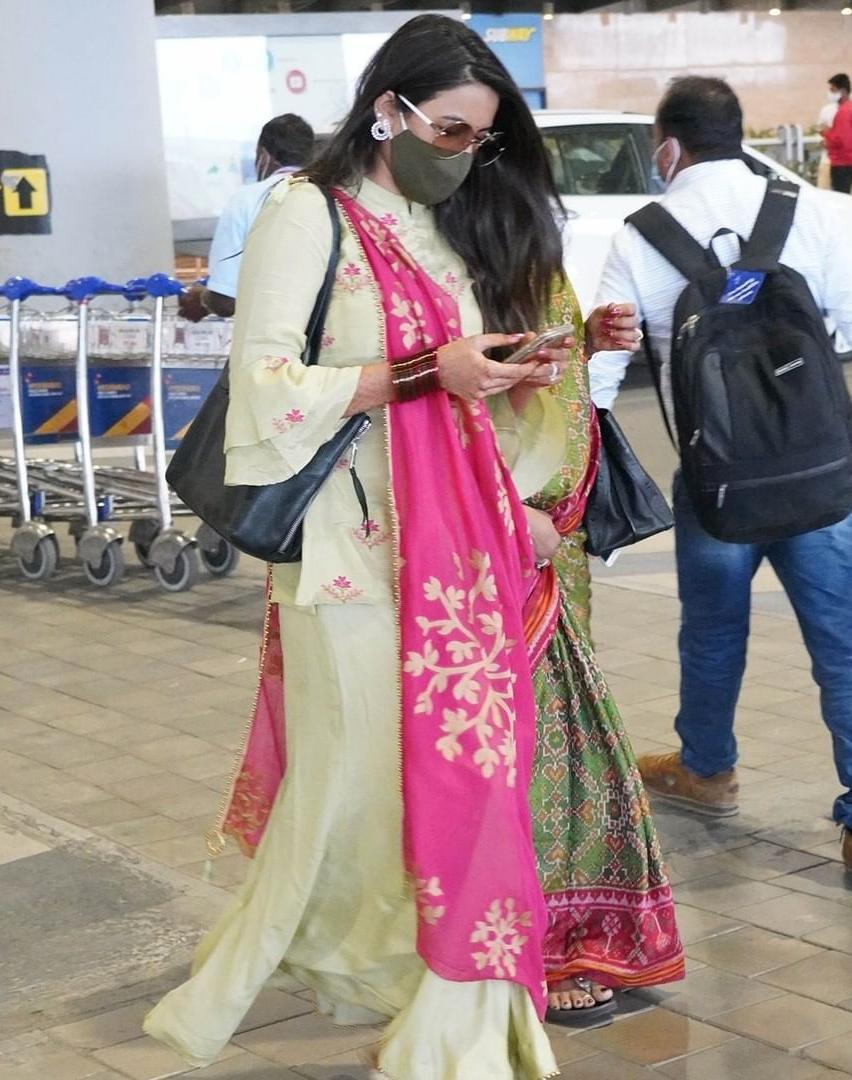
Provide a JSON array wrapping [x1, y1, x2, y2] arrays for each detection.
[[389, 130, 473, 206]]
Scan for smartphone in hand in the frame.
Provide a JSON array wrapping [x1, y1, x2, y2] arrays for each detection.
[[503, 324, 574, 364]]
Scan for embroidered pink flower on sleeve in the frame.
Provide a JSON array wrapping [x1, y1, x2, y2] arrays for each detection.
[[322, 575, 365, 601], [263, 355, 289, 373], [379, 212, 400, 229], [320, 333, 336, 350], [272, 408, 305, 433]]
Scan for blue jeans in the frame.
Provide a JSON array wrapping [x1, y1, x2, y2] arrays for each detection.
[[673, 474, 852, 828]]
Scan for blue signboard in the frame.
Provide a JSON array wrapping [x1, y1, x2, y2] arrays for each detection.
[[15, 362, 221, 447], [163, 367, 220, 449], [469, 13, 545, 109]]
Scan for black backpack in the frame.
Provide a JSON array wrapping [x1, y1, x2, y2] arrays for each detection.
[[628, 179, 852, 544]]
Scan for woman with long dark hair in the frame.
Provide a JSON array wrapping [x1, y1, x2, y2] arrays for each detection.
[[145, 14, 646, 1075]]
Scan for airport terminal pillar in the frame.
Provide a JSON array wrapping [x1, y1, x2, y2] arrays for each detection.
[[0, 0, 173, 284]]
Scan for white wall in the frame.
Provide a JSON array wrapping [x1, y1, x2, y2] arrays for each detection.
[[0, 0, 173, 285], [544, 11, 852, 134]]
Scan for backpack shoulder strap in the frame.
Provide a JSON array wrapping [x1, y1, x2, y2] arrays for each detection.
[[738, 179, 799, 270], [626, 202, 720, 281], [639, 322, 678, 451]]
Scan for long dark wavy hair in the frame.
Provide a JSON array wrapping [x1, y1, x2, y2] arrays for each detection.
[[306, 14, 565, 333]]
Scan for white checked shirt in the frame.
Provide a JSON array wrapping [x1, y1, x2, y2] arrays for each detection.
[[589, 159, 852, 422]]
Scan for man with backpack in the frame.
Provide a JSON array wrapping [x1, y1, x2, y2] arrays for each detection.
[[591, 76, 852, 871]]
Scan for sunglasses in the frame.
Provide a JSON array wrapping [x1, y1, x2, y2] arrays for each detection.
[[396, 93, 505, 167]]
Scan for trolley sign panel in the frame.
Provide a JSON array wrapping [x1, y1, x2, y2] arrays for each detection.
[[164, 367, 220, 448], [91, 367, 152, 437], [0, 151, 51, 235], [20, 366, 77, 443], [0, 365, 10, 430], [20, 365, 153, 443]]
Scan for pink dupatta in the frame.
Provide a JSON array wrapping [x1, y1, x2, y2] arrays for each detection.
[[210, 189, 550, 1016]]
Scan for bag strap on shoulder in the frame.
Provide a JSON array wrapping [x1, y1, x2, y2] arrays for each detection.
[[626, 202, 720, 281], [737, 179, 799, 270], [218, 186, 340, 391], [303, 187, 342, 367]]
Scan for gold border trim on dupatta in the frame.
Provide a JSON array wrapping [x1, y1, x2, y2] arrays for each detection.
[[205, 568, 275, 860], [333, 193, 408, 895]]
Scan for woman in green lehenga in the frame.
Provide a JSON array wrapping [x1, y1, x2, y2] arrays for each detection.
[[525, 283, 685, 1025]]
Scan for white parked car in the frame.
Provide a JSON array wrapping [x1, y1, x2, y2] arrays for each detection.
[[532, 110, 812, 314]]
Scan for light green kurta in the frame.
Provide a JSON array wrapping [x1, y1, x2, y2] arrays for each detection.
[[145, 177, 563, 1079], [222, 176, 565, 608]]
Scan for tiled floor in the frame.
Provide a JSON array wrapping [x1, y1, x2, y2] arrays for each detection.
[[0, 384, 850, 1079]]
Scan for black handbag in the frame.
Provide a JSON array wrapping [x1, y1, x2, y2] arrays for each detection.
[[583, 407, 674, 561], [166, 187, 371, 563]]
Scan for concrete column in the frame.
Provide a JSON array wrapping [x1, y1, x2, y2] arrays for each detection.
[[0, 0, 172, 285]]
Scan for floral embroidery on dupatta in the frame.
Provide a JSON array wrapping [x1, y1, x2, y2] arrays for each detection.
[[333, 187, 548, 1018], [471, 899, 534, 978], [495, 462, 515, 537], [415, 876, 447, 925], [449, 399, 485, 450], [390, 292, 434, 350], [404, 549, 520, 787]]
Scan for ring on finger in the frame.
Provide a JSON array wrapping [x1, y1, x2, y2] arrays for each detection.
[[635, 329, 644, 343], [548, 361, 559, 384]]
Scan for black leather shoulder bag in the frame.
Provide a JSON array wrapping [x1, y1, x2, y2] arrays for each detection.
[[583, 407, 674, 562], [166, 186, 371, 563]]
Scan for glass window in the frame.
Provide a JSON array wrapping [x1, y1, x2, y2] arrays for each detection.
[[542, 123, 656, 196]]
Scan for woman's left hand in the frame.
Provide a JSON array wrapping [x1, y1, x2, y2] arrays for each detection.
[[585, 303, 642, 354], [514, 330, 575, 388], [524, 506, 561, 563], [520, 346, 572, 388]]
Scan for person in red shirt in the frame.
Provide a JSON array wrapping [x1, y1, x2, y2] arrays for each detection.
[[824, 72, 852, 193]]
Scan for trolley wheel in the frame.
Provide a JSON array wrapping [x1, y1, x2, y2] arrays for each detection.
[[83, 543, 125, 588], [153, 546, 200, 593], [18, 536, 59, 582], [199, 538, 240, 577], [134, 542, 155, 568]]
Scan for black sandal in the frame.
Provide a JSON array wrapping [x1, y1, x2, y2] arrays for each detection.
[[545, 980, 617, 1029]]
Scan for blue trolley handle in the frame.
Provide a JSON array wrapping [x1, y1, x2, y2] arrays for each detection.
[[144, 273, 185, 299], [123, 276, 151, 303], [63, 276, 132, 303], [1, 276, 65, 302]]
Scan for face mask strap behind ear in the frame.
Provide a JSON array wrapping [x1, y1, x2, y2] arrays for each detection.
[[654, 137, 681, 186]]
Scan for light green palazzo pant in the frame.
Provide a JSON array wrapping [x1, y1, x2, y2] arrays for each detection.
[[144, 602, 557, 1080]]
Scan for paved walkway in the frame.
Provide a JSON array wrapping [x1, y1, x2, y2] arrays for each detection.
[[1, 386, 851, 1079]]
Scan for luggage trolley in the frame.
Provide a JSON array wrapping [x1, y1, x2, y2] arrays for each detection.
[[60, 275, 138, 585], [2, 275, 160, 586], [125, 273, 202, 592], [2, 276, 67, 579], [2, 274, 238, 590]]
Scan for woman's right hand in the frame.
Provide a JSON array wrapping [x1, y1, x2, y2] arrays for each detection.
[[436, 334, 538, 402]]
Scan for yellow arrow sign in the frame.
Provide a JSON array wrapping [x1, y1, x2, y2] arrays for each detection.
[[1, 168, 49, 217]]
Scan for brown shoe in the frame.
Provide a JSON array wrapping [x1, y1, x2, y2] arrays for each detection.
[[637, 751, 739, 817], [842, 828, 852, 874]]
